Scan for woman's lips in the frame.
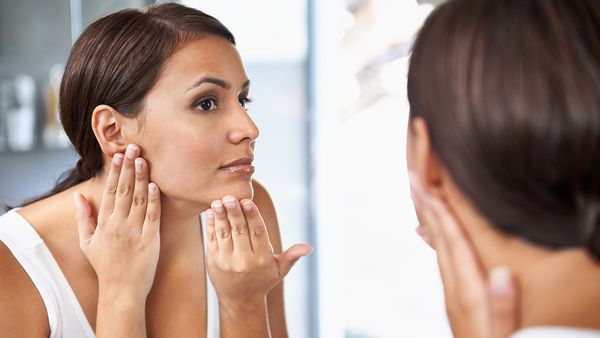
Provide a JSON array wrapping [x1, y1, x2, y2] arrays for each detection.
[[220, 156, 255, 174], [219, 165, 255, 174]]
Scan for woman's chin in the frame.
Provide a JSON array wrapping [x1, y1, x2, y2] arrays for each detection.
[[236, 180, 255, 200], [160, 180, 254, 215], [206, 180, 255, 203]]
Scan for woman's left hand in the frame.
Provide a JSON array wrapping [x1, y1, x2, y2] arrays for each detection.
[[204, 195, 311, 336], [410, 175, 519, 338]]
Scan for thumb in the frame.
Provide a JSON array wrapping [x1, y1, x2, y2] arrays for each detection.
[[274, 243, 313, 277], [489, 266, 519, 338], [73, 192, 96, 251]]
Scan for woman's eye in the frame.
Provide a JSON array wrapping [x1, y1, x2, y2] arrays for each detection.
[[239, 97, 253, 111], [195, 98, 217, 112]]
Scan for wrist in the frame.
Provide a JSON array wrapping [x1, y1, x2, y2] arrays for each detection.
[[98, 285, 147, 309], [219, 295, 267, 319], [218, 296, 271, 338], [96, 287, 147, 337]]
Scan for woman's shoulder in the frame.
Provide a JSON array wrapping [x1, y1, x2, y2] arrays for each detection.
[[18, 189, 71, 224], [251, 179, 283, 251], [251, 179, 277, 221], [252, 179, 270, 200], [0, 239, 50, 337], [15, 188, 77, 242], [252, 179, 279, 218]]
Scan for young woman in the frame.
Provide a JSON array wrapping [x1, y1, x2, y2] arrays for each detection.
[[0, 3, 310, 338], [407, 0, 600, 337]]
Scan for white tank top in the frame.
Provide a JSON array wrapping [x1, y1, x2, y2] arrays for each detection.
[[0, 209, 220, 338], [511, 327, 600, 337]]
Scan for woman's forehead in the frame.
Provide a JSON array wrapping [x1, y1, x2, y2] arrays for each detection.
[[157, 36, 248, 90]]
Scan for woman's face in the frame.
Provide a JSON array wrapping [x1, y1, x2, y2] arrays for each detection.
[[123, 35, 258, 212]]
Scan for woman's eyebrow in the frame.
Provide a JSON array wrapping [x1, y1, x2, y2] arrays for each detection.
[[186, 76, 230, 91], [186, 77, 251, 92]]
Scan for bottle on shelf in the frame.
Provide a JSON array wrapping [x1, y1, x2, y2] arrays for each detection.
[[6, 74, 36, 152], [43, 64, 70, 149]]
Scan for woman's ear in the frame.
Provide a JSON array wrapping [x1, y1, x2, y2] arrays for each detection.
[[91, 104, 127, 156], [407, 117, 446, 199]]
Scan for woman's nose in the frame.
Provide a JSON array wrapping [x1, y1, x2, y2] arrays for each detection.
[[229, 108, 259, 144]]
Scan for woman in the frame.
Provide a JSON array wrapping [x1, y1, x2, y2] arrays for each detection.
[[407, 0, 600, 337], [0, 3, 310, 338]]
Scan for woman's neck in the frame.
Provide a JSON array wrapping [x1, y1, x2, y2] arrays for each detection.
[[517, 249, 600, 329], [454, 201, 600, 329], [443, 179, 600, 329], [157, 196, 204, 255]]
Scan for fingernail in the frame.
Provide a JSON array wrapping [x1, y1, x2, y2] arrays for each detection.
[[241, 201, 253, 212], [408, 171, 419, 189], [205, 209, 214, 221], [490, 266, 513, 296], [212, 200, 224, 213], [223, 196, 236, 209], [135, 158, 143, 173], [72, 192, 81, 210], [113, 153, 123, 166], [125, 144, 139, 160], [72, 193, 83, 219], [148, 183, 157, 194], [408, 171, 425, 196], [415, 224, 424, 237]]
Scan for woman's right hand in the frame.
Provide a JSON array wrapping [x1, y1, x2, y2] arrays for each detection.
[[73, 144, 161, 302]]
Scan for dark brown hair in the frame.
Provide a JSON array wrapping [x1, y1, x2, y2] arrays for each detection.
[[408, 0, 600, 260], [22, 3, 234, 206]]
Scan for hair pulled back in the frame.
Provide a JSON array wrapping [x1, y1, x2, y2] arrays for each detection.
[[408, 0, 600, 260]]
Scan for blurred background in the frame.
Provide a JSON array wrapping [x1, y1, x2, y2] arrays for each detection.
[[0, 0, 450, 337]]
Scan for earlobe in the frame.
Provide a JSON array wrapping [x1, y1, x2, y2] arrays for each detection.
[[91, 104, 127, 156], [409, 117, 446, 199]]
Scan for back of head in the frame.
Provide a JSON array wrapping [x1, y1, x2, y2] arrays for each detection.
[[407, 0, 600, 260], [17, 3, 234, 207]]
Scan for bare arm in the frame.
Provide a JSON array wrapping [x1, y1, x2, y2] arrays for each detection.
[[0, 241, 49, 338], [219, 297, 271, 338], [95, 289, 147, 338]]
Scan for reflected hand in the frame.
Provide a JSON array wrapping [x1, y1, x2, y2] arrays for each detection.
[[410, 174, 519, 338]]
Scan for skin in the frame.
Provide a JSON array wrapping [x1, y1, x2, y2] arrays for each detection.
[[407, 116, 600, 336], [0, 35, 310, 337]]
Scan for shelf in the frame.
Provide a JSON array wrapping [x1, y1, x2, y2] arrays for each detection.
[[0, 145, 75, 158]]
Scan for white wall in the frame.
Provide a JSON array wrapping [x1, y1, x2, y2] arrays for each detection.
[[311, 1, 452, 337]]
